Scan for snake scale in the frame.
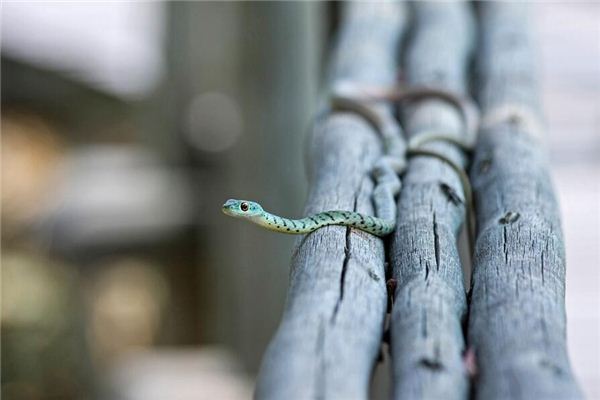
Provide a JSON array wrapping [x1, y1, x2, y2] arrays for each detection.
[[222, 85, 478, 238]]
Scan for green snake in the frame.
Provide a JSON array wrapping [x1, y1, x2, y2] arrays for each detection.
[[222, 199, 395, 236], [222, 85, 478, 238]]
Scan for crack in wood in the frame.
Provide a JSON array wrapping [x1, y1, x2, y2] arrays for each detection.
[[331, 193, 359, 324], [433, 212, 441, 271], [503, 225, 509, 264], [540, 251, 545, 285], [418, 358, 444, 371], [367, 268, 380, 281], [439, 181, 463, 205], [330, 228, 351, 324]]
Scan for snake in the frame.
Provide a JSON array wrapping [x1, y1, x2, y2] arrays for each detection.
[[222, 85, 479, 238], [222, 199, 395, 236]]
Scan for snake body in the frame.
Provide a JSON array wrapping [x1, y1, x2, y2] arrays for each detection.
[[222, 199, 394, 237], [222, 85, 478, 238]]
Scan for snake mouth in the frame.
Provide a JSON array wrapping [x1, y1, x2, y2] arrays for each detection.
[[222, 199, 235, 216], [222, 206, 237, 217], [222, 206, 233, 216]]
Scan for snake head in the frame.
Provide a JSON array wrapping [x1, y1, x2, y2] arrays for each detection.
[[222, 199, 263, 218]]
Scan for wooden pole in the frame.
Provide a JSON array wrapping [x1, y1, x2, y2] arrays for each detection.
[[468, 3, 582, 399], [388, 3, 475, 399], [255, 3, 408, 398]]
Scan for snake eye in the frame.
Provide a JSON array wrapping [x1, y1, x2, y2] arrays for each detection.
[[240, 202, 249, 212]]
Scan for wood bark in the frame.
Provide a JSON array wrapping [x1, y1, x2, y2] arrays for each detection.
[[255, 3, 408, 399], [468, 3, 582, 399], [388, 3, 475, 399]]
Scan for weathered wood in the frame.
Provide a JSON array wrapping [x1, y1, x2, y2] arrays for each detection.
[[388, 3, 475, 399], [468, 3, 582, 399], [255, 3, 408, 399]]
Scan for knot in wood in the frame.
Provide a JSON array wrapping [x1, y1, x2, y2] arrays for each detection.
[[498, 211, 520, 225]]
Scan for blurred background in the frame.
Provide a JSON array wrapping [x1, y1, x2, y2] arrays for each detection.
[[1, 2, 598, 399]]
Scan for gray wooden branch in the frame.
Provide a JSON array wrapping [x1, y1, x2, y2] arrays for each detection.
[[255, 3, 408, 399], [468, 3, 582, 399], [388, 3, 475, 399]]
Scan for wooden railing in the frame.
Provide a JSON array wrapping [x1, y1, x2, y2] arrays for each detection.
[[469, 3, 582, 399], [389, 2, 474, 399], [255, 2, 582, 399], [255, 3, 407, 398]]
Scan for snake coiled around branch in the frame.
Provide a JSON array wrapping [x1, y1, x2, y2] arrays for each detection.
[[222, 85, 478, 238]]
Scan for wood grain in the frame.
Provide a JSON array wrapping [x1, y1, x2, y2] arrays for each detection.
[[388, 3, 475, 399], [255, 3, 408, 398], [468, 3, 582, 399]]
